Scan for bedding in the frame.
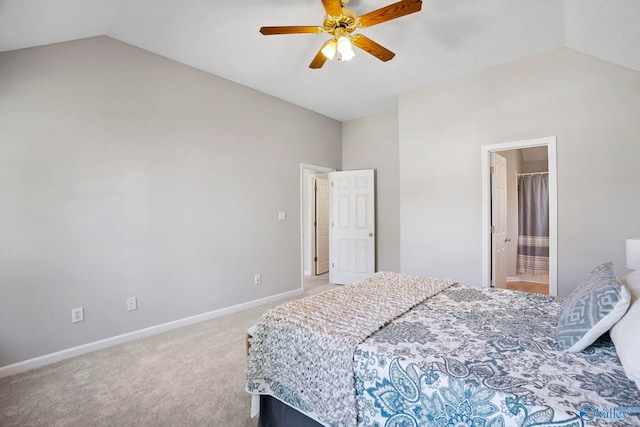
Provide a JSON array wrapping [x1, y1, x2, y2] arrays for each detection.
[[246, 272, 456, 426], [610, 270, 640, 390], [356, 286, 639, 427], [556, 262, 630, 352], [246, 273, 640, 427]]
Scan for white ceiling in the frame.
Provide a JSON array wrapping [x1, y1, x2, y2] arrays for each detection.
[[1, 0, 639, 122]]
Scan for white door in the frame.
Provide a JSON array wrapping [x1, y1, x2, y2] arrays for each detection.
[[315, 178, 330, 275], [329, 170, 375, 285], [491, 153, 507, 289]]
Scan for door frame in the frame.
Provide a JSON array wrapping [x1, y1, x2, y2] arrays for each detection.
[[300, 163, 336, 289], [481, 137, 558, 296]]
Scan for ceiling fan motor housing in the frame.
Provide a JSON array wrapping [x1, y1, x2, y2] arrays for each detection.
[[323, 8, 358, 36]]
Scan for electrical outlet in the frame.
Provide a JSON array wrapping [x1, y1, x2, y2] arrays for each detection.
[[127, 297, 137, 311], [72, 307, 84, 323], [254, 274, 261, 285]]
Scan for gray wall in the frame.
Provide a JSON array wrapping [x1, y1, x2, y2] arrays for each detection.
[[399, 48, 640, 296], [521, 159, 549, 174], [0, 36, 341, 366], [342, 110, 400, 272]]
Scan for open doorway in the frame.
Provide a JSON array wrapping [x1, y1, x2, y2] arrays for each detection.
[[482, 137, 558, 296], [300, 163, 335, 293], [501, 147, 550, 294]]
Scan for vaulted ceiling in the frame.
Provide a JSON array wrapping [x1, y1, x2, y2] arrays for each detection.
[[1, 0, 639, 121]]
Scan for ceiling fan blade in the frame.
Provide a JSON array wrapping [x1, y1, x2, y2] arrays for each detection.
[[357, 0, 422, 28], [260, 26, 324, 35], [309, 41, 332, 69], [322, 0, 343, 17], [351, 34, 395, 62]]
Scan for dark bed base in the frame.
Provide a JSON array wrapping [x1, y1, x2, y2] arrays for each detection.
[[258, 395, 323, 427]]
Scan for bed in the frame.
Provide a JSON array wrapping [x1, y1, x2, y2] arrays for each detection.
[[246, 270, 640, 427]]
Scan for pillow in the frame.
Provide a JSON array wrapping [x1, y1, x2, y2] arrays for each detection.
[[556, 262, 630, 352], [610, 270, 640, 390], [621, 269, 640, 300]]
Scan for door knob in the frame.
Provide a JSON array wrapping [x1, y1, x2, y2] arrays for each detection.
[[505, 237, 511, 243], [369, 232, 374, 237]]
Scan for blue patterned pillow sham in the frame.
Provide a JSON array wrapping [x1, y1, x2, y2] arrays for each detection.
[[557, 262, 630, 352]]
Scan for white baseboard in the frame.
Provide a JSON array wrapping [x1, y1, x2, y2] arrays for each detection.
[[506, 277, 519, 282], [0, 288, 303, 379]]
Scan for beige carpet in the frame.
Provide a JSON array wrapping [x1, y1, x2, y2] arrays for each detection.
[[0, 279, 339, 427]]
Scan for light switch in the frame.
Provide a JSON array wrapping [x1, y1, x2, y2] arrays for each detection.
[[278, 211, 286, 221]]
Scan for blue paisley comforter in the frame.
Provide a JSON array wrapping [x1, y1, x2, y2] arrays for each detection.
[[354, 285, 640, 427]]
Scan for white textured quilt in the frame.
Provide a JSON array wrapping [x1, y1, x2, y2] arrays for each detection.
[[246, 271, 455, 426]]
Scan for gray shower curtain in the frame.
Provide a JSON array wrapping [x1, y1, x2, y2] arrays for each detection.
[[517, 174, 549, 276]]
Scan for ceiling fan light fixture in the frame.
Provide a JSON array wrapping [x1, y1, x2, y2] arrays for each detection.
[[321, 39, 337, 59], [336, 35, 354, 61], [339, 46, 355, 61], [337, 35, 351, 53]]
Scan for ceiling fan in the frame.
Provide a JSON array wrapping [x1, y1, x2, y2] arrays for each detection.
[[259, 0, 423, 69]]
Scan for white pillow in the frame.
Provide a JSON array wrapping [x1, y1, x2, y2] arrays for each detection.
[[622, 269, 640, 300], [610, 270, 640, 390]]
